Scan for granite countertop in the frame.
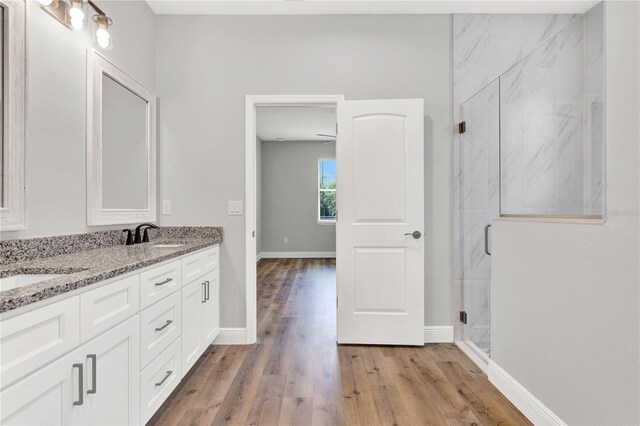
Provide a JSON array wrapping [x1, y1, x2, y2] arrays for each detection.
[[0, 236, 222, 314]]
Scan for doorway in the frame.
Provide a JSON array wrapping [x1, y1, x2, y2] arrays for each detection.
[[245, 96, 426, 346], [245, 95, 344, 344]]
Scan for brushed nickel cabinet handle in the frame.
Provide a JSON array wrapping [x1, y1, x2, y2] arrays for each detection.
[[205, 280, 210, 301], [155, 278, 173, 286], [87, 354, 97, 394], [155, 370, 173, 387], [73, 363, 84, 406], [201, 282, 207, 303], [155, 320, 173, 332]]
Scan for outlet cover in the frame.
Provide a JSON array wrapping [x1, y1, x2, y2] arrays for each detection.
[[162, 200, 172, 215], [228, 201, 243, 215]]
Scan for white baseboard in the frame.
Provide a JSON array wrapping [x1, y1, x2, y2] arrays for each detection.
[[487, 359, 566, 425], [213, 328, 249, 345], [261, 251, 336, 259], [256, 252, 263, 262], [455, 340, 489, 374], [424, 326, 453, 343]]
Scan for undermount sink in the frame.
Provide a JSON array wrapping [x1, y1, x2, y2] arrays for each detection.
[[0, 274, 63, 291], [151, 243, 184, 248]]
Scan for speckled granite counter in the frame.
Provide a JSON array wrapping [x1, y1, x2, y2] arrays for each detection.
[[0, 228, 223, 313]]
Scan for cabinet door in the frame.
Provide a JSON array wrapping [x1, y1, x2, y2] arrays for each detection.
[[181, 279, 205, 375], [68, 316, 140, 426], [1, 350, 76, 425], [201, 269, 220, 346]]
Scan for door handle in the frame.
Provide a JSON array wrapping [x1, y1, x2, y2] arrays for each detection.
[[484, 224, 492, 256], [404, 231, 421, 239], [205, 280, 210, 301], [201, 282, 207, 303], [155, 320, 173, 332], [73, 363, 84, 406], [87, 354, 97, 394]]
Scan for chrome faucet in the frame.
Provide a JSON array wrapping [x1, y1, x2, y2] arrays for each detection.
[[134, 223, 159, 244]]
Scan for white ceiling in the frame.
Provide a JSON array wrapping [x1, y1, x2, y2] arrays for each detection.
[[256, 106, 336, 142], [146, 0, 599, 16]]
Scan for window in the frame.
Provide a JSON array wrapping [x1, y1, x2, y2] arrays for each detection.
[[318, 159, 336, 223]]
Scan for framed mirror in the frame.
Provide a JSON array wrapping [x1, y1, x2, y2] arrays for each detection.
[[0, 0, 26, 231], [87, 50, 157, 226]]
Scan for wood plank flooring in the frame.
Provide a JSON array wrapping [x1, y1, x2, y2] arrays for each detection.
[[149, 258, 531, 426]]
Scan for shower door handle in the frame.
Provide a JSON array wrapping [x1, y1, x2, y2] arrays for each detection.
[[484, 224, 492, 256]]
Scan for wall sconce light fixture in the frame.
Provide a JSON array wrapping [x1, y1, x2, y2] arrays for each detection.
[[38, 0, 113, 50]]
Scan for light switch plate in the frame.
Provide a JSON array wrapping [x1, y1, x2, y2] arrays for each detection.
[[162, 200, 172, 215], [228, 201, 243, 215]]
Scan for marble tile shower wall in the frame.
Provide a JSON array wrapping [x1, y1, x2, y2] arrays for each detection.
[[500, 17, 585, 215], [453, 12, 582, 282]]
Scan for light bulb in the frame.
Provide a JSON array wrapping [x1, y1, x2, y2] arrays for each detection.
[[71, 16, 84, 30], [38, 0, 54, 6], [69, 4, 84, 30], [69, 6, 84, 20], [96, 28, 110, 49]]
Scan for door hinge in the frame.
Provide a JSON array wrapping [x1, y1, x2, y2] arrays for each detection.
[[458, 121, 466, 134], [459, 311, 468, 324]]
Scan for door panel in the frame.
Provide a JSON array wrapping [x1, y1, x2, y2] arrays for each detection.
[[353, 248, 406, 313], [0, 350, 75, 425], [181, 280, 204, 374], [353, 114, 407, 222], [460, 80, 499, 356], [337, 99, 424, 346], [68, 316, 140, 426]]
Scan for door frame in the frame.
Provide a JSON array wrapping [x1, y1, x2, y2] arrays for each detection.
[[244, 94, 344, 344]]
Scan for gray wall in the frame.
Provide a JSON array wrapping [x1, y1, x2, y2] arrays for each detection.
[[491, 2, 640, 424], [155, 15, 453, 328], [260, 140, 336, 254], [0, 0, 156, 240]]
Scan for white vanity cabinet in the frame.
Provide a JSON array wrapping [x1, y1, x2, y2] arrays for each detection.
[[0, 244, 220, 426]]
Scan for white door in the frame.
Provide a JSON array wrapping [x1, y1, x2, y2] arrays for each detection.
[[1, 350, 76, 425], [68, 316, 140, 426], [336, 99, 424, 346], [201, 269, 220, 346], [181, 279, 205, 374]]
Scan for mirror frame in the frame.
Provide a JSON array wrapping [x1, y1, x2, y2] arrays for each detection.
[[0, 0, 26, 231], [87, 49, 157, 226]]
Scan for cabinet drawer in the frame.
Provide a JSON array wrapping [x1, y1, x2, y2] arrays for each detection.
[[140, 337, 181, 425], [181, 251, 205, 284], [1, 297, 80, 389], [139, 260, 181, 309], [140, 291, 181, 368], [80, 275, 139, 342], [203, 246, 219, 273]]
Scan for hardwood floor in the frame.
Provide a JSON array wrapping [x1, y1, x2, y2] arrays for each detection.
[[149, 258, 531, 426]]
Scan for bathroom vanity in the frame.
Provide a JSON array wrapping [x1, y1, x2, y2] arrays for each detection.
[[0, 228, 223, 425]]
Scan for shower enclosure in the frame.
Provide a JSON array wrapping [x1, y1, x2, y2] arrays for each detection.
[[456, 7, 604, 362]]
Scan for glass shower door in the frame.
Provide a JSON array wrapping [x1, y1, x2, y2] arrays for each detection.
[[459, 80, 500, 357]]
